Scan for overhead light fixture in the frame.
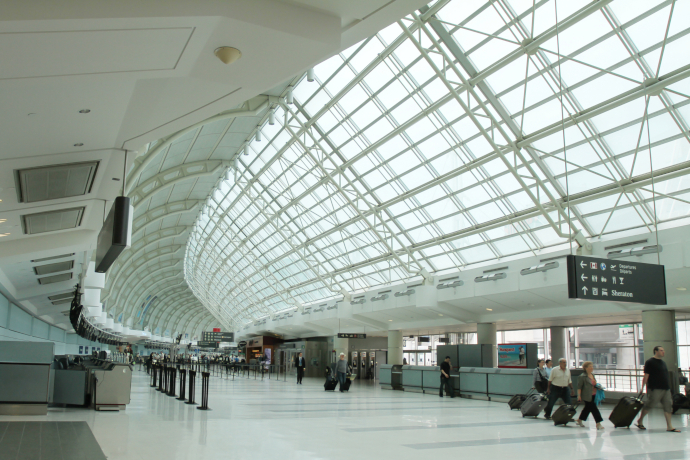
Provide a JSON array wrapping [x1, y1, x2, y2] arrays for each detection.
[[371, 290, 390, 302], [678, 287, 687, 291], [255, 130, 262, 142], [79, 109, 90, 114], [286, 88, 294, 105], [388, 319, 393, 322], [214, 47, 242, 65], [486, 308, 493, 311], [520, 261, 559, 275], [307, 68, 315, 82], [607, 245, 663, 259], [243, 146, 248, 156], [225, 169, 232, 181], [0, 233, 9, 237], [74, 143, 83, 147], [268, 110, 275, 126], [475, 273, 507, 283], [438, 314, 443, 317], [437, 277, 463, 290], [394, 288, 415, 297], [350, 296, 365, 305]]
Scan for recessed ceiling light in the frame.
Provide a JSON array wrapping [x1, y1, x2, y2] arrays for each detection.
[[678, 287, 687, 291], [438, 314, 443, 316], [79, 109, 91, 114], [388, 319, 393, 321], [74, 143, 84, 147], [486, 308, 493, 311], [214, 46, 242, 65], [0, 233, 10, 237]]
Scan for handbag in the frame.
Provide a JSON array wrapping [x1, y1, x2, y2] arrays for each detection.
[[535, 368, 548, 393]]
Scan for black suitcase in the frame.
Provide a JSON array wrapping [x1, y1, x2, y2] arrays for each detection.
[[508, 388, 533, 410], [552, 404, 578, 426], [342, 378, 352, 392], [324, 376, 338, 391], [609, 392, 643, 428], [521, 393, 548, 417], [672, 393, 690, 414]]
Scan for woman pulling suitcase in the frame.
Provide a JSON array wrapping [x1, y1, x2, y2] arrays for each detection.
[[575, 361, 604, 430]]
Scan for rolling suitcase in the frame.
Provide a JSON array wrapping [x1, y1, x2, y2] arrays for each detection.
[[342, 377, 352, 392], [609, 391, 643, 428], [508, 388, 533, 410], [324, 376, 338, 391], [521, 393, 548, 418], [552, 404, 578, 426]]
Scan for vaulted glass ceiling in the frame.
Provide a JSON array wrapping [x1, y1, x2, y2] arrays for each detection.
[[185, 0, 690, 327]]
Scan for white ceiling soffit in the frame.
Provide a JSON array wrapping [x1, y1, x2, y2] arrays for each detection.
[[21, 207, 85, 235], [33, 260, 74, 276]]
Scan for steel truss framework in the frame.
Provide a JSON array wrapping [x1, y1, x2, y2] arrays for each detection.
[[182, 0, 690, 328]]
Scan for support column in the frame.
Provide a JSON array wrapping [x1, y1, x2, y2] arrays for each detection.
[[387, 330, 403, 365], [642, 310, 678, 387], [333, 336, 349, 365], [477, 323, 497, 368], [550, 327, 567, 363]]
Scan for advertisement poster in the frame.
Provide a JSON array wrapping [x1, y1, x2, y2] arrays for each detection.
[[498, 344, 527, 368]]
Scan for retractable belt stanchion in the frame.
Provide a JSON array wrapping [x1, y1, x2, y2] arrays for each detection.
[[150, 364, 157, 387], [168, 367, 177, 397], [177, 369, 187, 401], [196, 372, 211, 411], [157, 365, 164, 391], [163, 365, 169, 394], [186, 370, 197, 405]]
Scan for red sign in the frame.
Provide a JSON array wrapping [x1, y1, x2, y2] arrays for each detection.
[[213, 328, 221, 332]]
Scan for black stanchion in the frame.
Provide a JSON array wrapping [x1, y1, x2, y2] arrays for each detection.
[[186, 370, 197, 405], [177, 369, 187, 401], [150, 364, 157, 387], [157, 365, 164, 391], [168, 367, 177, 397], [196, 371, 211, 411]]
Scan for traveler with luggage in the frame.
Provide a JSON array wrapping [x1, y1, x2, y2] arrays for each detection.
[[635, 346, 680, 432], [294, 352, 306, 385], [335, 353, 349, 393], [545, 359, 553, 378], [439, 356, 454, 398], [532, 359, 549, 393], [543, 358, 574, 420], [575, 361, 604, 430]]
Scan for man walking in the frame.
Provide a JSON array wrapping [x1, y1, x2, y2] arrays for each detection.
[[335, 353, 349, 393], [545, 359, 553, 378], [294, 352, 306, 384], [439, 356, 454, 398], [544, 358, 574, 419], [636, 346, 680, 432]]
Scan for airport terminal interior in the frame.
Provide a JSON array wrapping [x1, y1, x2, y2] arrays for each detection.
[[2, 0, 690, 458]]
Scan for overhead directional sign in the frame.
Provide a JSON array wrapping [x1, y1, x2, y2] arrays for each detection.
[[202, 331, 234, 342], [567, 255, 666, 305], [338, 333, 366, 339]]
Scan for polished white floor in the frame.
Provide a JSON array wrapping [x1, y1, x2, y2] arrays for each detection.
[[2, 369, 689, 460]]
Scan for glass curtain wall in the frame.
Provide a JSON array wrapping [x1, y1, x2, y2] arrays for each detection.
[[184, 0, 690, 328]]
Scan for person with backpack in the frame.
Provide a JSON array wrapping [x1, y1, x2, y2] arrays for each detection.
[[532, 359, 549, 393], [575, 361, 604, 430]]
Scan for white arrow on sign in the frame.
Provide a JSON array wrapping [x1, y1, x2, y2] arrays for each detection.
[[580, 261, 586, 269], [582, 286, 588, 295], [581, 274, 588, 282]]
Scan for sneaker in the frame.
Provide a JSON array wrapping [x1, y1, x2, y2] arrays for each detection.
[[544, 415, 551, 420]]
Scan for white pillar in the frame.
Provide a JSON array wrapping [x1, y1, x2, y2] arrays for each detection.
[[333, 336, 349, 364], [477, 323, 497, 367], [642, 310, 678, 384], [388, 330, 403, 365], [550, 326, 567, 364]]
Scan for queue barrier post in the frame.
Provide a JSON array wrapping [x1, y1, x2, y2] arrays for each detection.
[[177, 369, 187, 401], [168, 367, 177, 397], [157, 365, 164, 392], [150, 364, 157, 387], [196, 371, 211, 411], [186, 370, 198, 405]]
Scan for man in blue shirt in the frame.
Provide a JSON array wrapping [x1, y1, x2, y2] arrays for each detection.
[[545, 359, 553, 378]]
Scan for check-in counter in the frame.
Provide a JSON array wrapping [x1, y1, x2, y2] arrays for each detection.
[[459, 367, 532, 400], [401, 365, 423, 393], [0, 341, 54, 415]]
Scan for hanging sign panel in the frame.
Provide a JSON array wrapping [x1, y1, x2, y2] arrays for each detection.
[[566, 255, 667, 305], [337, 333, 366, 339]]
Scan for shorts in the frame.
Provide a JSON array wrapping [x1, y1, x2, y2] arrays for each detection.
[[645, 389, 673, 413]]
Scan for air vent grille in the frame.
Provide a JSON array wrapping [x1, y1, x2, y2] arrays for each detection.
[[22, 207, 85, 235], [15, 161, 99, 203], [38, 273, 72, 285], [34, 260, 74, 275], [32, 253, 75, 263], [52, 299, 72, 305], [49, 292, 73, 301]]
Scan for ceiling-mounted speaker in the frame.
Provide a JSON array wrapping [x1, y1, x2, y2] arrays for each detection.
[[214, 47, 242, 65]]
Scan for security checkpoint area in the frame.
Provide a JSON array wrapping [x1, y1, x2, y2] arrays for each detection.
[[2, 0, 690, 459]]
